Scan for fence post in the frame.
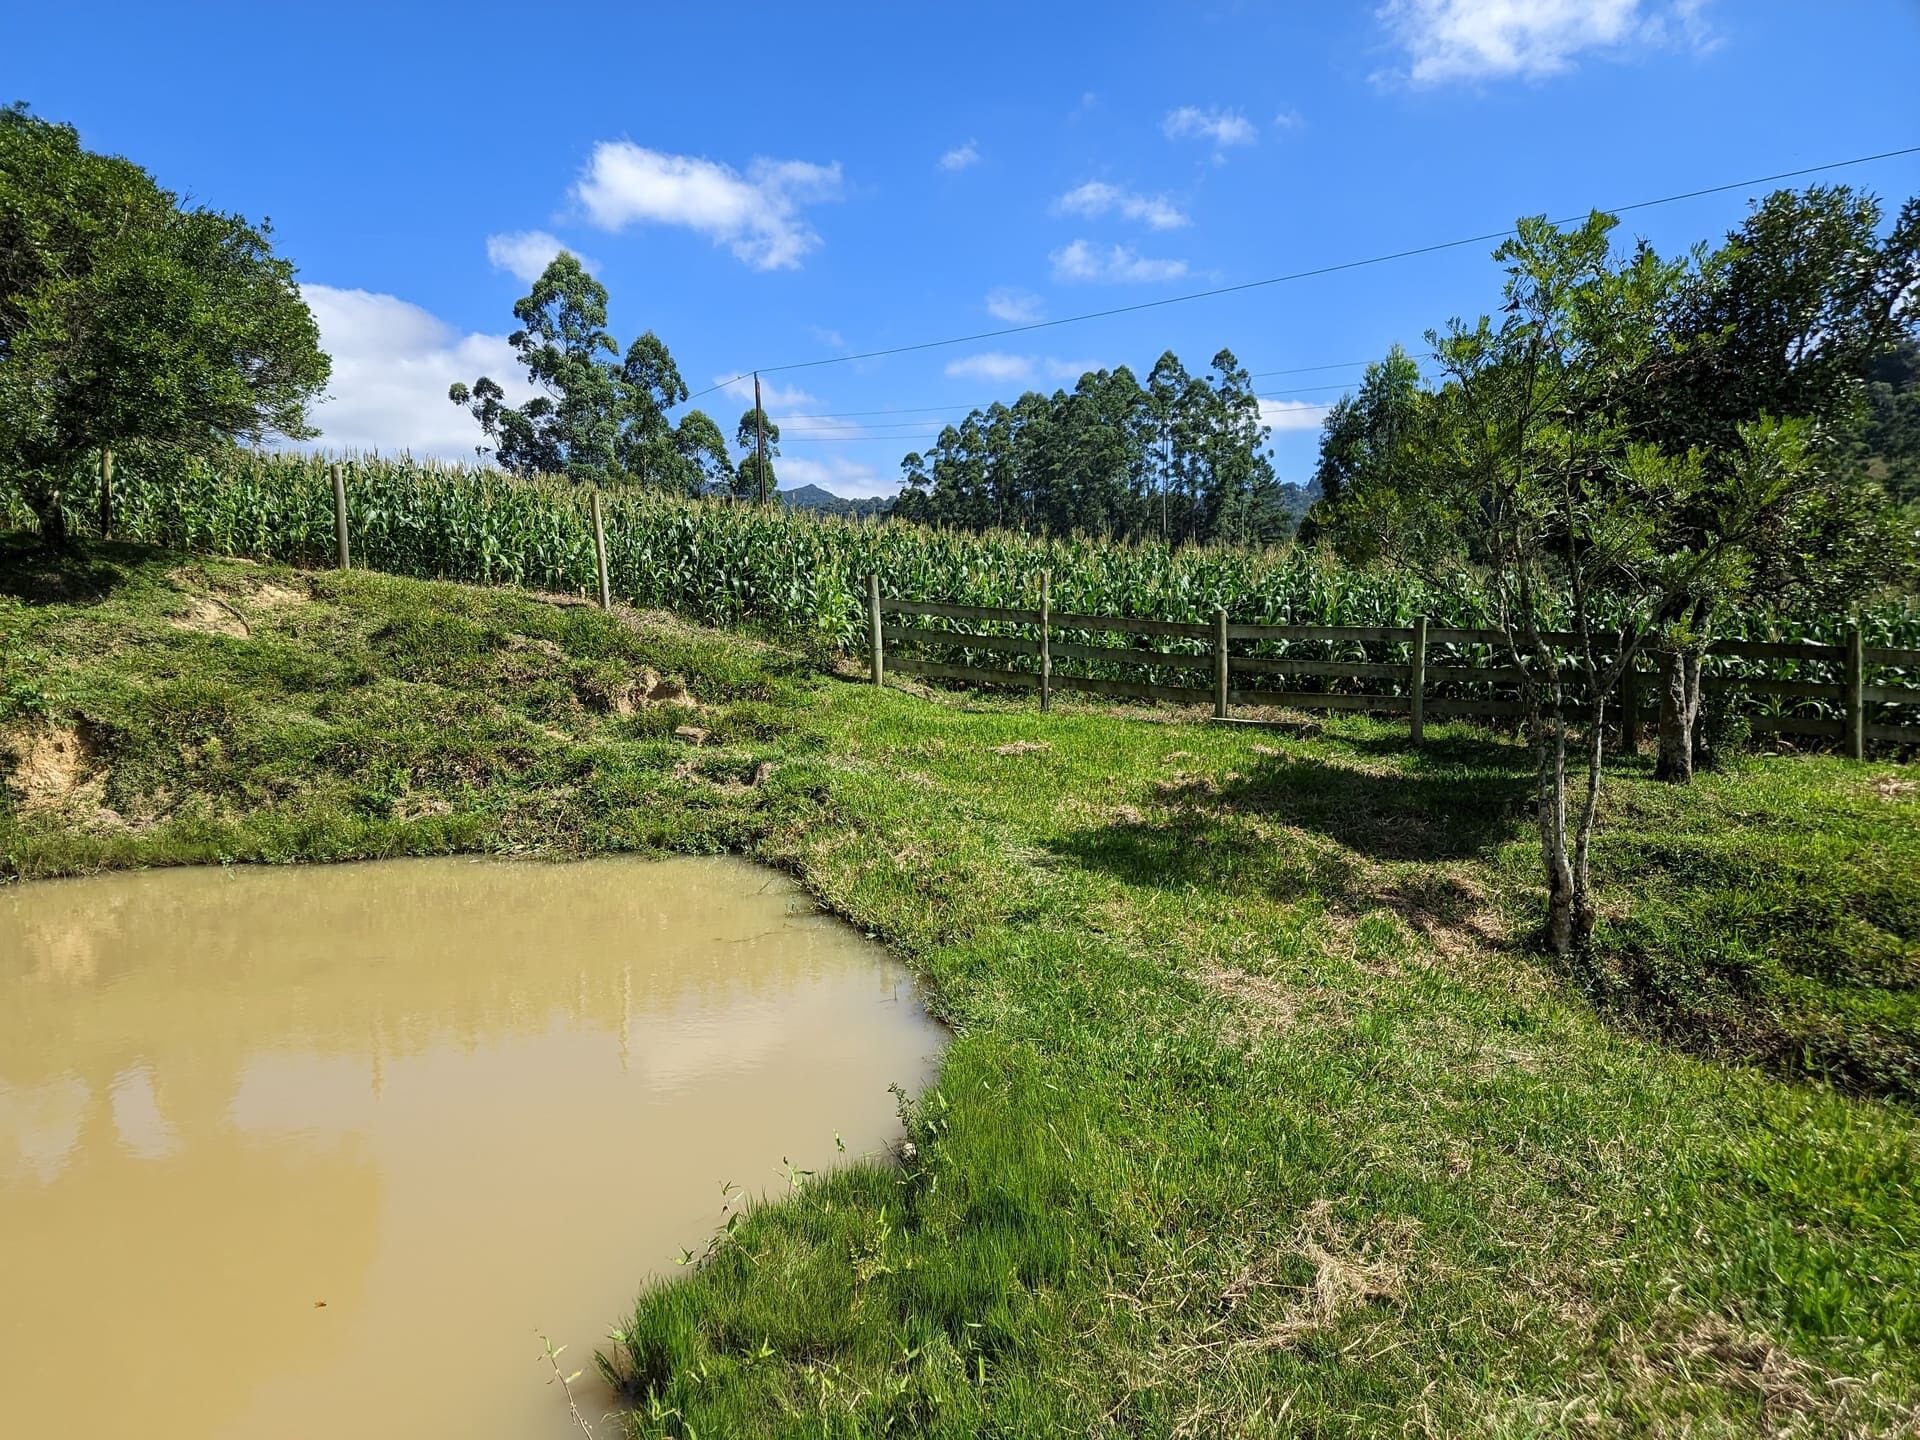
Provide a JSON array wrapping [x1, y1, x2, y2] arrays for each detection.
[[331, 463, 350, 570], [591, 491, 612, 610], [1845, 622, 1865, 760], [1409, 614, 1428, 746], [1039, 569, 1051, 711], [98, 448, 113, 540], [1213, 608, 1229, 720], [868, 574, 884, 688]]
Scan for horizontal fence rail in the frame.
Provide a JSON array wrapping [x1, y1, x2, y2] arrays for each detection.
[[866, 574, 1920, 756]]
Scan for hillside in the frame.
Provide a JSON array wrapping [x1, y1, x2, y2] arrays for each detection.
[[778, 482, 893, 519]]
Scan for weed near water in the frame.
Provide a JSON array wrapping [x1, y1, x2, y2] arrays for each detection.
[[6, 534, 1920, 1436]]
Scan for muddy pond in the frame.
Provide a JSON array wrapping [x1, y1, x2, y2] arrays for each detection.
[[0, 855, 945, 1438]]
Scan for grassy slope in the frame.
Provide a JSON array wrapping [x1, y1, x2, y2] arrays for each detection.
[[3, 537, 1918, 1438]]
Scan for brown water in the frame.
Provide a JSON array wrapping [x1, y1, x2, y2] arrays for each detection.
[[0, 855, 944, 1439]]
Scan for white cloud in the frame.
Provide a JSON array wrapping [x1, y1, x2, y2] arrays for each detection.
[[573, 141, 843, 270], [1162, 106, 1257, 147], [938, 354, 1107, 385], [945, 352, 1036, 383], [775, 454, 896, 499], [1259, 399, 1332, 432], [985, 287, 1044, 324], [484, 230, 597, 283], [1376, 0, 1713, 85], [1050, 239, 1189, 285], [297, 285, 539, 459], [1273, 108, 1305, 130], [1052, 181, 1189, 231], [938, 139, 981, 171]]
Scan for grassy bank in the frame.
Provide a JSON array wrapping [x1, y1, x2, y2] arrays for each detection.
[[4, 535, 1918, 1437]]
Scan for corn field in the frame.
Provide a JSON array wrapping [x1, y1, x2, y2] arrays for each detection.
[[7, 451, 1917, 723]]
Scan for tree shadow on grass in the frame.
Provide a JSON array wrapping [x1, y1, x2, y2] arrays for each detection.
[[1046, 745, 1536, 914], [0, 534, 137, 605], [1216, 747, 1533, 862]]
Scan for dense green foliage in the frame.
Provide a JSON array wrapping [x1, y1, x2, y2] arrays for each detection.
[[1859, 334, 1920, 505], [5, 544, 1919, 1436], [448, 254, 732, 492], [1315, 186, 1920, 615], [0, 102, 329, 545], [1305, 342, 1424, 531], [891, 348, 1299, 544]]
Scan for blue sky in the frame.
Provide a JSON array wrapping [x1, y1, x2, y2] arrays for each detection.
[[9, 1, 1919, 496]]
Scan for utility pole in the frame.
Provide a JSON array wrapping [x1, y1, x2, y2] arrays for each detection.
[[753, 371, 768, 506]]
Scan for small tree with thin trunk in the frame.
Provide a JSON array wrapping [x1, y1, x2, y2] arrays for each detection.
[[1343, 213, 1823, 953]]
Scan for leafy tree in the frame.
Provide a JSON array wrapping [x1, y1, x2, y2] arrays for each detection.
[[734, 404, 780, 499], [613, 330, 689, 484], [1145, 351, 1192, 540], [1343, 213, 1826, 953], [1630, 186, 1920, 777], [0, 103, 329, 546], [1190, 350, 1274, 545], [669, 410, 735, 496]]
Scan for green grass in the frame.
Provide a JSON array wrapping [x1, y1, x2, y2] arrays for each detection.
[[4, 534, 1919, 1437]]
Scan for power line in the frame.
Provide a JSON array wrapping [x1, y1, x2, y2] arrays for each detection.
[[684, 142, 1920, 402], [774, 370, 1433, 424], [778, 379, 1396, 436]]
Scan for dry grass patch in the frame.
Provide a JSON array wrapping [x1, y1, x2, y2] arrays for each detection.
[[1195, 959, 1305, 1039], [1869, 773, 1916, 802], [1600, 1311, 1920, 1439], [1216, 1200, 1421, 1355], [993, 739, 1052, 756]]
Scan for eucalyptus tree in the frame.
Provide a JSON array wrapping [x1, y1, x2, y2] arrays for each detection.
[[893, 350, 1279, 543], [733, 404, 780, 499], [0, 103, 329, 546], [450, 254, 622, 479], [1304, 344, 1426, 540], [450, 256, 727, 491], [1192, 349, 1273, 546], [668, 410, 735, 496]]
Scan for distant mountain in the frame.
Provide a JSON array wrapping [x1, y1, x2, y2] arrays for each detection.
[[778, 483, 893, 519], [1272, 479, 1320, 523]]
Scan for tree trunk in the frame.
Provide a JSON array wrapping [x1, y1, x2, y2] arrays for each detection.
[[1655, 650, 1702, 784], [1530, 699, 1580, 957], [28, 482, 70, 549]]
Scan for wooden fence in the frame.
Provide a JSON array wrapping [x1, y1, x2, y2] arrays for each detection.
[[863, 575, 1920, 756]]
